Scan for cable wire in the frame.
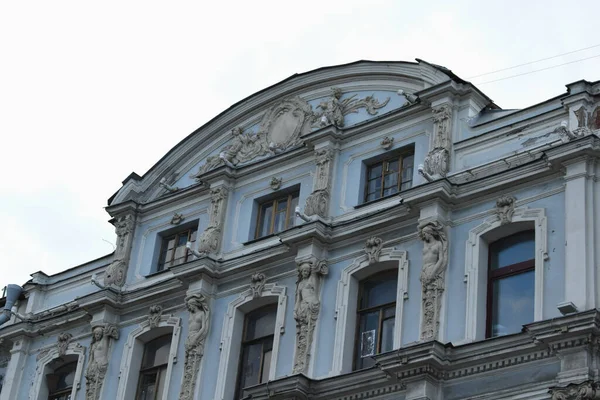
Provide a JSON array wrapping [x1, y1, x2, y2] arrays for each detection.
[[476, 53, 600, 85], [467, 43, 600, 79]]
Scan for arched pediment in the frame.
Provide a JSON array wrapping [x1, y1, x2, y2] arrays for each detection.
[[109, 60, 454, 206]]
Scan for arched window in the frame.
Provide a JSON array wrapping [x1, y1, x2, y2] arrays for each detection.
[[236, 305, 277, 399], [354, 270, 398, 370], [46, 361, 77, 400], [135, 335, 172, 400], [487, 230, 535, 338]]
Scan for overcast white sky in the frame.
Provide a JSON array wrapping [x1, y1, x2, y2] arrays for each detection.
[[1, 1, 599, 291]]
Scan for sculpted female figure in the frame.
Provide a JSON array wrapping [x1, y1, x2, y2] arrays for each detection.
[[85, 324, 118, 400], [179, 294, 210, 400], [418, 221, 448, 341], [293, 259, 327, 374]]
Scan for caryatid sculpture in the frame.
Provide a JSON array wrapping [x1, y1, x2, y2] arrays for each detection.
[[418, 220, 448, 341], [179, 294, 210, 400], [293, 258, 328, 374], [85, 324, 119, 400]]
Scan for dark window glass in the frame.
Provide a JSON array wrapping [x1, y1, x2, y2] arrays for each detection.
[[487, 231, 535, 338], [354, 270, 398, 370], [47, 362, 77, 400], [236, 306, 277, 398], [364, 150, 414, 203], [255, 192, 299, 239], [136, 335, 172, 400], [157, 227, 197, 271]]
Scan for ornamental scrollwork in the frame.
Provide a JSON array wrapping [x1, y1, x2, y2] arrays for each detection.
[[250, 273, 267, 299], [312, 87, 390, 129], [423, 104, 452, 179], [148, 305, 163, 329], [364, 236, 384, 264], [495, 195, 516, 225], [549, 380, 600, 400]]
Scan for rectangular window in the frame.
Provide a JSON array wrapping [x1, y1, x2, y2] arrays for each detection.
[[354, 270, 398, 370], [236, 306, 277, 399], [157, 226, 197, 272], [136, 335, 171, 400], [255, 192, 299, 239], [364, 150, 414, 203], [486, 230, 535, 338]]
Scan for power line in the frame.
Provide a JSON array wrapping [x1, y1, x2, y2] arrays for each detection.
[[467, 43, 600, 79], [476, 53, 600, 85]]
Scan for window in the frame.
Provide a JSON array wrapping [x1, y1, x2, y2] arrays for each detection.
[[364, 150, 414, 203], [157, 226, 197, 271], [486, 230, 535, 338], [46, 361, 76, 400], [255, 192, 299, 239], [135, 335, 171, 400], [354, 270, 398, 370], [236, 306, 277, 398]]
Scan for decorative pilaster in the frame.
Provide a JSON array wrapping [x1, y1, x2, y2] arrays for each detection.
[[293, 257, 328, 374], [85, 324, 119, 400], [0, 337, 30, 400], [304, 148, 334, 218], [549, 380, 600, 400], [104, 214, 136, 287], [197, 187, 228, 255], [179, 294, 210, 400], [418, 220, 448, 341], [423, 105, 452, 178], [563, 156, 599, 312]]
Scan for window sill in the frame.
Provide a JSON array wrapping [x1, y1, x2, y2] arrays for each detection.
[[354, 193, 405, 209]]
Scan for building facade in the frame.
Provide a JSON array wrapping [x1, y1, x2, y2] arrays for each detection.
[[1, 60, 600, 400]]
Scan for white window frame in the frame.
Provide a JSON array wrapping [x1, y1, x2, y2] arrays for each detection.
[[214, 283, 287, 400], [330, 248, 409, 376], [29, 341, 86, 400], [115, 314, 182, 400], [463, 206, 547, 343]]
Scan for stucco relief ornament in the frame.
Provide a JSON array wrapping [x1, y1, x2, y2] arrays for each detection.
[[549, 380, 600, 400], [423, 105, 452, 178], [554, 120, 585, 143], [171, 213, 185, 225], [495, 195, 516, 224], [304, 148, 334, 218], [364, 236, 384, 264], [196, 187, 228, 255], [312, 87, 390, 129], [293, 258, 328, 374], [572, 105, 600, 136], [179, 294, 210, 400], [418, 221, 448, 341], [57, 332, 73, 357], [381, 136, 394, 150], [104, 214, 135, 287], [85, 324, 119, 400], [250, 273, 267, 299], [270, 177, 282, 191], [148, 305, 163, 329]]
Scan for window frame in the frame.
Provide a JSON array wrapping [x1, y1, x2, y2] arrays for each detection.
[[254, 192, 299, 239], [353, 269, 398, 371], [363, 148, 414, 203], [235, 305, 278, 399], [134, 335, 171, 400], [485, 231, 536, 338], [47, 361, 77, 400], [156, 226, 198, 272]]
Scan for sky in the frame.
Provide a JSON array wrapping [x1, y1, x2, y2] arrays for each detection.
[[0, 0, 599, 291]]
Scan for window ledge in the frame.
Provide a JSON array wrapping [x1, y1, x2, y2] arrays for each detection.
[[354, 193, 405, 209]]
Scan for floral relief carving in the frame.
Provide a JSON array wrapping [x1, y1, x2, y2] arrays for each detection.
[[250, 273, 267, 299], [104, 214, 135, 287], [179, 294, 210, 400], [423, 105, 452, 178], [312, 87, 390, 129], [148, 305, 163, 329], [364, 236, 384, 264], [418, 220, 448, 341], [196, 187, 228, 255], [549, 380, 600, 400], [293, 258, 328, 374], [304, 148, 334, 218], [495, 195, 516, 224], [85, 324, 119, 400], [57, 332, 73, 357]]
